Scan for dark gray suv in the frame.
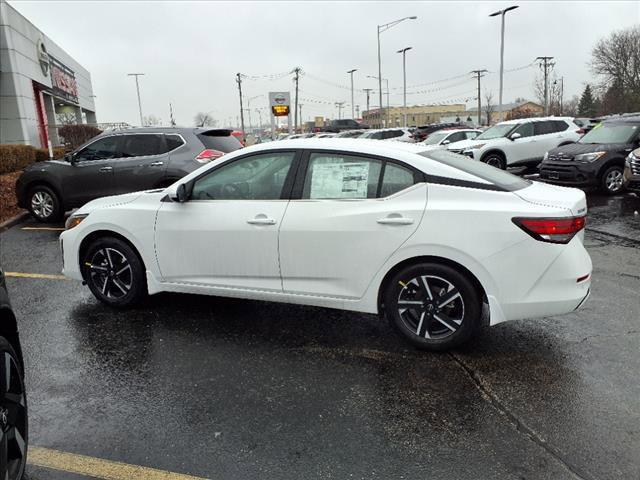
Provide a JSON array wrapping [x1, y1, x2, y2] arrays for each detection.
[[16, 127, 242, 222]]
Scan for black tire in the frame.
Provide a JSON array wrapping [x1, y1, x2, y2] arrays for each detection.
[[0, 336, 28, 480], [383, 263, 482, 351], [481, 152, 506, 170], [82, 237, 147, 307], [600, 165, 625, 195], [27, 185, 63, 223]]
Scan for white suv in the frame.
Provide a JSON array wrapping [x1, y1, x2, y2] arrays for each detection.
[[448, 117, 582, 169], [360, 128, 413, 142]]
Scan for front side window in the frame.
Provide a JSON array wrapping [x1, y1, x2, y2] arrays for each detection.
[[446, 131, 467, 143], [75, 136, 121, 161], [423, 132, 448, 145], [513, 122, 534, 138], [192, 152, 295, 200], [303, 153, 382, 199], [120, 135, 165, 157]]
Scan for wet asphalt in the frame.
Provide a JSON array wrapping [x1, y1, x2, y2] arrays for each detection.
[[0, 192, 639, 480]]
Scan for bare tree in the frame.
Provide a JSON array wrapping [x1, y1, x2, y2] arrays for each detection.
[[483, 91, 495, 125], [143, 115, 161, 127], [591, 25, 640, 112], [56, 111, 77, 125], [563, 95, 580, 117], [533, 72, 562, 115], [194, 112, 218, 127]]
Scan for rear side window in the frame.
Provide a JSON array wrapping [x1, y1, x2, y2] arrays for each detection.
[[385, 130, 404, 139], [552, 120, 569, 132], [165, 134, 185, 151], [303, 153, 382, 199], [197, 131, 243, 153], [420, 149, 530, 192], [534, 121, 555, 135], [120, 134, 165, 157]]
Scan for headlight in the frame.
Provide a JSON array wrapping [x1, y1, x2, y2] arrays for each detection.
[[574, 151, 606, 163], [469, 143, 486, 150], [65, 213, 88, 230], [543, 152, 549, 161]]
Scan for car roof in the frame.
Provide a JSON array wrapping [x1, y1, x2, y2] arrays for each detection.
[[602, 115, 640, 124], [496, 116, 575, 125], [98, 127, 232, 136]]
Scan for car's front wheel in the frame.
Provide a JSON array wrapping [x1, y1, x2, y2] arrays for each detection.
[[0, 336, 28, 480], [601, 165, 625, 195], [27, 185, 63, 223], [82, 237, 147, 307], [384, 263, 481, 351], [481, 152, 506, 169]]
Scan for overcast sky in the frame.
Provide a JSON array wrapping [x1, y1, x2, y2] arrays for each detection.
[[10, 0, 640, 127]]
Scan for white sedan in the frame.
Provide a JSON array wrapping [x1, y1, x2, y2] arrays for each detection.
[[60, 139, 592, 351]]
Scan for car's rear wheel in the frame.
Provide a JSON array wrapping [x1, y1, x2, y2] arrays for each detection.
[[482, 152, 506, 169], [0, 336, 28, 480], [82, 237, 147, 307], [384, 263, 481, 351], [27, 185, 63, 223], [601, 166, 625, 195]]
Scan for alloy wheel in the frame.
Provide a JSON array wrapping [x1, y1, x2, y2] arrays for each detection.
[[0, 350, 27, 480], [397, 275, 465, 340], [30, 191, 54, 219], [86, 248, 133, 299], [484, 157, 503, 169], [605, 169, 623, 192]]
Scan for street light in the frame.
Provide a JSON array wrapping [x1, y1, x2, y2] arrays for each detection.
[[127, 73, 145, 126], [367, 75, 389, 127], [397, 47, 412, 127], [489, 5, 518, 122], [245, 95, 262, 133], [377, 16, 417, 128], [347, 69, 357, 119]]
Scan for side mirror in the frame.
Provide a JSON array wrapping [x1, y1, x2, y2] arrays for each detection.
[[441, 139, 451, 145], [65, 153, 77, 164], [510, 132, 522, 141], [175, 183, 189, 203]]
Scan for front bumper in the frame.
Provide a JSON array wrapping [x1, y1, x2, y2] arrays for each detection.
[[623, 162, 640, 192], [539, 161, 599, 188]]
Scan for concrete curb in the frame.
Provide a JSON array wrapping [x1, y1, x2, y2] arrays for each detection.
[[0, 211, 29, 233]]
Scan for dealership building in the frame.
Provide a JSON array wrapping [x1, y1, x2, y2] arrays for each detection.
[[1, 0, 96, 147]]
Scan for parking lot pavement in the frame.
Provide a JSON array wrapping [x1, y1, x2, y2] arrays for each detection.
[[1, 194, 639, 480]]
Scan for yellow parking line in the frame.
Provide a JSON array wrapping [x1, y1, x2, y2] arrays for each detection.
[[28, 447, 208, 480], [4, 272, 67, 280], [21, 226, 65, 231]]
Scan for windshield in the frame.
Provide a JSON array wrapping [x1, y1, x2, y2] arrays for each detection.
[[420, 149, 530, 192], [423, 132, 449, 145], [475, 124, 516, 140], [579, 123, 638, 144]]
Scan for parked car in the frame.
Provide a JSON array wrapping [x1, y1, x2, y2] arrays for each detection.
[[60, 139, 591, 351], [420, 129, 482, 151], [410, 122, 467, 142], [623, 146, 640, 193], [16, 127, 243, 223], [450, 117, 582, 170], [0, 267, 28, 480], [315, 133, 337, 138], [322, 119, 369, 133], [286, 133, 316, 140], [336, 130, 367, 138], [573, 117, 598, 134], [540, 115, 640, 194], [361, 128, 413, 142]]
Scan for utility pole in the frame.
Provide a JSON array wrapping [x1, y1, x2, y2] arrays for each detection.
[[489, 5, 519, 122], [127, 73, 145, 126], [169, 102, 176, 127], [256, 109, 263, 131], [397, 47, 412, 127], [363, 88, 372, 113], [293, 67, 301, 132], [236, 73, 245, 142], [536, 56, 555, 115], [347, 69, 357, 119], [335, 102, 345, 119], [299, 103, 303, 131], [471, 69, 488, 126], [356, 105, 360, 118]]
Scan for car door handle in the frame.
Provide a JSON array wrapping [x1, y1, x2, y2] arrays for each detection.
[[148, 161, 164, 167], [377, 216, 414, 225], [99, 166, 113, 172], [247, 215, 277, 226]]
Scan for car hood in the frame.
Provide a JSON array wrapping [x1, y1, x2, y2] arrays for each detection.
[[446, 137, 499, 150], [515, 181, 587, 217], [76, 189, 165, 215], [23, 159, 70, 173], [548, 142, 629, 156]]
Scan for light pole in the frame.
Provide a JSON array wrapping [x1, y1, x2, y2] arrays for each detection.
[[377, 16, 417, 128], [127, 73, 145, 126], [245, 95, 262, 133], [347, 69, 357, 119], [367, 75, 389, 127], [489, 5, 518, 122], [397, 47, 412, 127]]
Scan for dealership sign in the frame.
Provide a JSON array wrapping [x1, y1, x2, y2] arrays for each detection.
[[269, 91, 291, 117], [49, 56, 78, 103]]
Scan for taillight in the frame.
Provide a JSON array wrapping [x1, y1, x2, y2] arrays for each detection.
[[195, 149, 225, 163], [512, 216, 586, 244]]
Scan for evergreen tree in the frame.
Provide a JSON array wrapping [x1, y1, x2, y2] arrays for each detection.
[[578, 85, 597, 117]]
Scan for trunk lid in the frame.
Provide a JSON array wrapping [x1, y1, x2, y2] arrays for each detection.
[[514, 180, 587, 217]]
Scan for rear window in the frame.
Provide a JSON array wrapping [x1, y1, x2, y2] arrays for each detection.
[[197, 131, 243, 152], [419, 149, 530, 192]]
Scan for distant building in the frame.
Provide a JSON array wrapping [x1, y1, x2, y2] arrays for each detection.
[[363, 104, 468, 128], [467, 100, 544, 124], [0, 0, 96, 147]]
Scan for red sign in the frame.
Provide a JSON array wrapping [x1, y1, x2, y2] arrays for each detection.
[[50, 57, 78, 102]]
